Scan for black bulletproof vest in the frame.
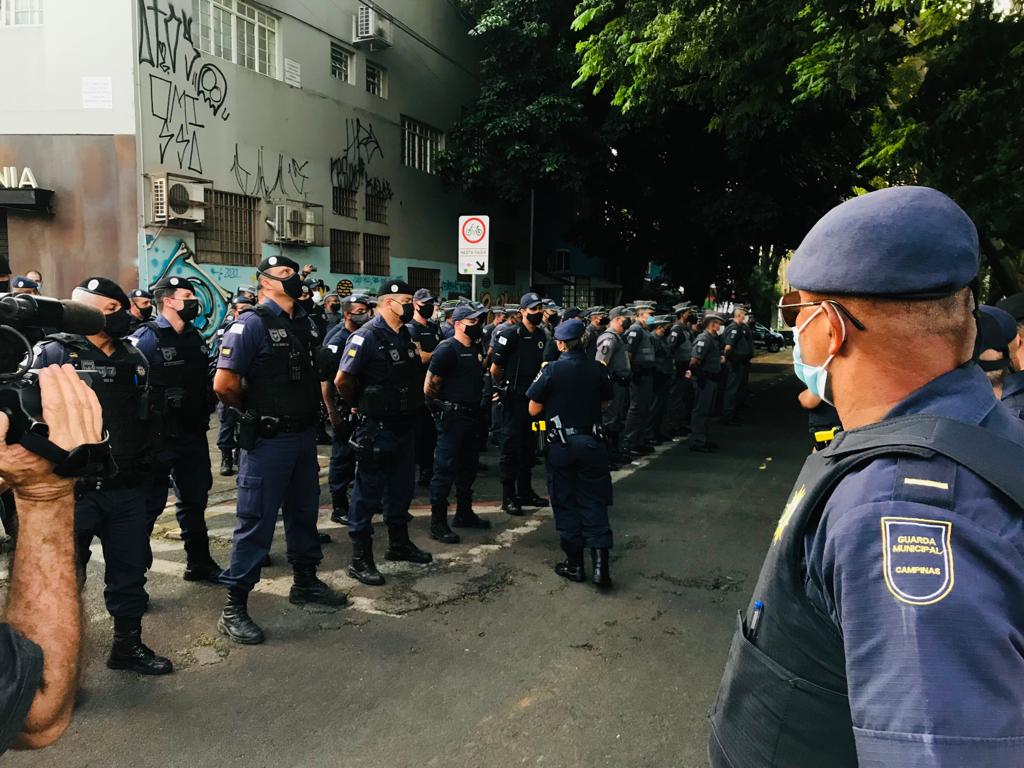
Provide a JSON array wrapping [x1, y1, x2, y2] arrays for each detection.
[[360, 324, 423, 423], [242, 305, 320, 422], [142, 321, 210, 434], [709, 415, 1024, 768], [437, 338, 483, 406], [51, 334, 152, 471], [501, 325, 545, 393]]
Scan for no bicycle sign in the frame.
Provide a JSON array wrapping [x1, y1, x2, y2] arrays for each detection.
[[458, 215, 489, 276]]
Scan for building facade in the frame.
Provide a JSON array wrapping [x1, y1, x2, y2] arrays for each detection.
[[0, 0, 530, 337]]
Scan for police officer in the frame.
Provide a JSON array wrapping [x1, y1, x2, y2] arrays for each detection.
[[976, 305, 1024, 418], [648, 315, 674, 443], [320, 294, 372, 525], [214, 255, 346, 646], [622, 301, 656, 455], [236, 284, 257, 302], [323, 293, 343, 332], [424, 304, 492, 542], [9, 276, 38, 296], [32, 277, 172, 675], [131, 276, 220, 583], [709, 186, 1024, 767], [721, 307, 754, 425], [526, 319, 614, 588], [438, 301, 459, 340], [299, 281, 327, 339], [335, 280, 433, 586], [581, 307, 608, 359], [490, 292, 550, 515], [689, 313, 723, 453], [408, 288, 442, 487], [215, 294, 254, 476], [996, 292, 1024, 417], [128, 288, 155, 330], [481, 306, 506, 352], [666, 303, 695, 437], [595, 306, 634, 464]]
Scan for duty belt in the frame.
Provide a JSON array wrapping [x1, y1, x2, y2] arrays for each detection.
[[275, 415, 318, 433], [441, 401, 480, 415], [562, 425, 601, 438]]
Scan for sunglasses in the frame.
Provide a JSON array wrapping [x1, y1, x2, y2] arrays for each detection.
[[777, 290, 867, 331]]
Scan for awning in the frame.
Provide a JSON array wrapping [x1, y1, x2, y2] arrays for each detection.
[[0, 187, 54, 215]]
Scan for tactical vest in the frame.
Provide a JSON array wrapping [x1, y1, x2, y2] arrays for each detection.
[[438, 338, 484, 406], [49, 334, 152, 472], [709, 415, 1024, 768], [142, 321, 211, 435], [668, 323, 692, 362], [596, 330, 630, 375], [693, 331, 722, 374], [359, 324, 423, 425], [242, 305, 320, 424], [629, 326, 656, 370], [500, 325, 545, 393], [653, 334, 673, 374]]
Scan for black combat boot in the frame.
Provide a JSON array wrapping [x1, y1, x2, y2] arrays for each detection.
[[385, 523, 433, 564], [107, 616, 174, 675], [554, 545, 586, 583], [517, 480, 549, 508], [349, 532, 385, 586], [217, 588, 265, 645], [452, 495, 491, 529], [330, 491, 350, 525], [501, 483, 524, 516], [183, 537, 223, 584], [591, 548, 612, 589], [219, 450, 235, 477], [289, 564, 349, 607], [429, 503, 461, 544]]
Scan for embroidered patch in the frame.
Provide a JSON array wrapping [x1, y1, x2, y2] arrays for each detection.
[[498, 336, 508, 346], [352, 335, 365, 347], [347, 348, 357, 357], [773, 485, 805, 544], [161, 348, 176, 361], [389, 350, 401, 361], [228, 324, 245, 336], [881, 516, 954, 606], [269, 329, 287, 342], [220, 347, 232, 357]]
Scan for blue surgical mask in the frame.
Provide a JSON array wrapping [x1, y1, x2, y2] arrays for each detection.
[[792, 306, 844, 404]]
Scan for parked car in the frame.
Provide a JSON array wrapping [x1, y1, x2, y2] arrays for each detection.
[[752, 322, 786, 353]]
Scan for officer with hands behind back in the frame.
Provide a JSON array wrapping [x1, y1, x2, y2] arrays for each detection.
[[334, 280, 433, 587], [32, 277, 173, 675], [527, 319, 614, 588], [213, 255, 347, 646]]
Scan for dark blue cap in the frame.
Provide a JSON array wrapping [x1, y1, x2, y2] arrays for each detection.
[[11, 276, 37, 290], [554, 318, 585, 341], [997, 292, 1024, 322], [232, 294, 254, 306], [453, 304, 487, 321], [562, 307, 582, 320], [413, 288, 436, 303], [979, 305, 1018, 348], [379, 280, 413, 296], [130, 288, 153, 300], [77, 277, 129, 309], [152, 275, 193, 292], [789, 186, 978, 298], [519, 292, 543, 309], [258, 254, 301, 273]]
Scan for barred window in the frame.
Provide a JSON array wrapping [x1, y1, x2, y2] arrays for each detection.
[[330, 42, 352, 83], [195, 190, 260, 266], [363, 234, 390, 276], [366, 62, 387, 98], [408, 267, 440, 299], [333, 186, 357, 218], [365, 190, 389, 224], [401, 116, 444, 175], [330, 229, 360, 273]]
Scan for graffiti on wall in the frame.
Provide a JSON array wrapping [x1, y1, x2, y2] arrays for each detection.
[[329, 118, 393, 201], [230, 144, 311, 200], [138, 0, 231, 175], [146, 237, 234, 340]]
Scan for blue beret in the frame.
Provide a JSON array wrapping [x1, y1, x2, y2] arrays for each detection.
[[789, 186, 978, 297], [77, 276, 129, 309], [131, 288, 153, 299], [554, 318, 585, 341], [979, 305, 1018, 348], [12, 276, 38, 290], [258, 254, 300, 273]]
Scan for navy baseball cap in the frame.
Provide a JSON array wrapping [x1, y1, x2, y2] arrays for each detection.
[[343, 293, 372, 307], [554, 318, 586, 341], [11, 276, 37, 290], [997, 292, 1024, 322], [237, 284, 257, 295], [978, 305, 1018, 348], [609, 306, 634, 319], [413, 288, 436, 303], [562, 307, 582, 320], [789, 186, 979, 298], [257, 254, 300, 273], [520, 292, 544, 309], [453, 305, 488, 321]]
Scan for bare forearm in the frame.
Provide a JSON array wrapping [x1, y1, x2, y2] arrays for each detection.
[[489, 363, 504, 383], [335, 372, 357, 406], [213, 370, 243, 409], [321, 382, 338, 421], [424, 373, 443, 400]]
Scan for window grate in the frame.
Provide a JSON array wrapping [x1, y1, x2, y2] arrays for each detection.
[[365, 190, 389, 224], [333, 186, 357, 218], [407, 267, 440, 299], [330, 229, 360, 274], [330, 41, 351, 82], [195, 190, 261, 266], [402, 116, 444, 175], [366, 62, 387, 98], [363, 234, 390, 276]]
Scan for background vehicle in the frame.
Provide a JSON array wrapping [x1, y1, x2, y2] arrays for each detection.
[[752, 322, 786, 353]]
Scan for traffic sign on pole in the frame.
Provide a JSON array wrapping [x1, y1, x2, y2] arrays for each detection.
[[458, 215, 490, 276]]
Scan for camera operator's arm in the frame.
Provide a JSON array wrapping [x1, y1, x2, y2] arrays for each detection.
[[1, 365, 102, 750]]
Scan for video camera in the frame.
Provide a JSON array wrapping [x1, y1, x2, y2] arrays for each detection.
[[0, 294, 112, 473]]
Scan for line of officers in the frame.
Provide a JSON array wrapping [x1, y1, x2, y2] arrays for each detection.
[[24, 256, 757, 672]]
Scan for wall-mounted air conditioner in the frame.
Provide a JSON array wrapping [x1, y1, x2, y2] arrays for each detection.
[[353, 5, 393, 49], [149, 172, 209, 225]]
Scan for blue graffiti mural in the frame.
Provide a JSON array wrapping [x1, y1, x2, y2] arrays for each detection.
[[145, 237, 234, 339]]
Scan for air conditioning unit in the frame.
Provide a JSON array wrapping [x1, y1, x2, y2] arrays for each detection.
[[274, 202, 315, 245], [150, 173, 207, 224], [352, 5, 393, 49]]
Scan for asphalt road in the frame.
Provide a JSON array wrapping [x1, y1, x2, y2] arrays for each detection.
[[3, 355, 807, 768]]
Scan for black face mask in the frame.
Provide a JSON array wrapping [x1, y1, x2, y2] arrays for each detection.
[[525, 311, 543, 326], [298, 298, 315, 312], [177, 299, 200, 323], [0, 281, 9, 293], [104, 309, 132, 338], [349, 312, 371, 327], [417, 303, 434, 320], [326, 303, 340, 314], [262, 272, 304, 300], [621, 318, 632, 331], [397, 302, 415, 324], [138, 305, 154, 321], [598, 317, 609, 327], [464, 323, 483, 342]]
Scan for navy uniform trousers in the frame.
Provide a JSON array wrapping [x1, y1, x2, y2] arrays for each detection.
[[429, 411, 481, 508], [499, 394, 538, 493], [722, 357, 751, 420], [666, 371, 694, 434], [216, 402, 238, 452], [690, 376, 718, 448], [144, 432, 213, 548], [348, 425, 416, 536], [623, 373, 653, 449], [545, 436, 613, 550], [76, 485, 150, 618], [328, 432, 356, 498], [220, 429, 323, 592]]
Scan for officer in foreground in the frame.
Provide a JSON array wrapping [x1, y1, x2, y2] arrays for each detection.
[[214, 255, 346, 645], [689, 313, 723, 452], [526, 319, 614, 587], [709, 186, 1024, 767], [32, 277, 172, 675], [424, 303, 492, 541], [335, 280, 433, 586], [720, 307, 754, 425]]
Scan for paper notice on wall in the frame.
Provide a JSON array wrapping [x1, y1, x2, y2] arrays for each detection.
[[81, 77, 113, 109], [284, 59, 301, 89]]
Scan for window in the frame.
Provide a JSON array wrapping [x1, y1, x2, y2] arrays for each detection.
[[195, 190, 261, 266], [363, 234, 390, 276], [332, 186, 357, 218], [0, 0, 43, 26], [365, 189, 389, 225], [408, 267, 440, 299], [330, 42, 352, 83], [402, 116, 444, 175], [365, 62, 387, 98], [193, 0, 277, 78], [330, 229, 360, 273]]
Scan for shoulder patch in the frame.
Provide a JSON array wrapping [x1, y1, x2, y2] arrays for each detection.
[[352, 335, 365, 346], [228, 323, 245, 336], [881, 516, 954, 606], [498, 335, 508, 346]]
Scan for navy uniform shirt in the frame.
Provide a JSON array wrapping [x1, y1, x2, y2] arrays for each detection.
[[800, 366, 1024, 765], [722, 322, 754, 358], [492, 322, 546, 391], [216, 298, 319, 377], [428, 336, 483, 406], [526, 350, 612, 429], [129, 314, 209, 363], [691, 330, 722, 375], [1001, 370, 1024, 418], [318, 323, 352, 383], [338, 314, 417, 385], [406, 318, 442, 368]]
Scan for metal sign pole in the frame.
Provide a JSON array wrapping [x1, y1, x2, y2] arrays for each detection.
[[472, 274, 477, 302]]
